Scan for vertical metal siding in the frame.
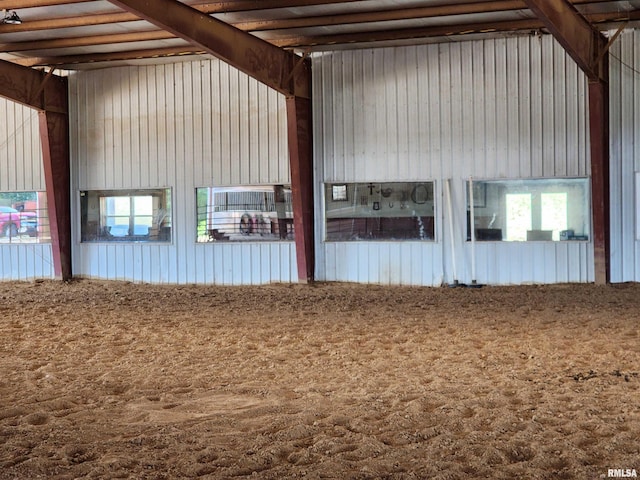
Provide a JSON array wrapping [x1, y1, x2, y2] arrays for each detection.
[[69, 59, 295, 285], [610, 30, 640, 282], [314, 35, 593, 286], [0, 100, 43, 193], [0, 98, 55, 280]]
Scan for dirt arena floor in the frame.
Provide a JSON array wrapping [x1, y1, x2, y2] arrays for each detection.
[[0, 279, 638, 479]]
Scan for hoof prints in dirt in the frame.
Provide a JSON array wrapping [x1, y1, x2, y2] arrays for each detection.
[[1, 281, 640, 479], [572, 370, 639, 382]]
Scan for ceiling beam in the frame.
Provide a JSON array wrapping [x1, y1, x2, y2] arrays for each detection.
[[1, 0, 631, 37], [270, 17, 544, 48], [5, 8, 637, 56], [0, 0, 359, 33], [1, 0, 92, 7], [234, 0, 527, 31], [3, 0, 359, 8], [0, 58, 67, 112], [0, 1, 526, 51], [523, 0, 608, 82], [0, 30, 176, 52], [0, 1, 527, 44], [268, 10, 638, 48], [106, 0, 309, 98], [4, 5, 636, 64], [0, 0, 614, 14], [12, 46, 206, 67]]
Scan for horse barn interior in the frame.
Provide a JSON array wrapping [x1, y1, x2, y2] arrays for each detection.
[[2, 4, 640, 480], [1, 1, 640, 286]]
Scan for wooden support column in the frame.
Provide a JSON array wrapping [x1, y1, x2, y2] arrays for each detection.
[[286, 96, 314, 283], [39, 110, 71, 280], [0, 59, 71, 280], [589, 77, 610, 284], [524, 0, 610, 284]]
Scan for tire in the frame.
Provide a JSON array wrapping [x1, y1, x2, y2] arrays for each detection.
[[3, 223, 18, 238]]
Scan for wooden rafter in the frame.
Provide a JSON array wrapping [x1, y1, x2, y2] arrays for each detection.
[[1, 0, 359, 9], [0, 59, 71, 280], [524, 0, 608, 82], [106, 0, 309, 98], [2, 6, 637, 63]]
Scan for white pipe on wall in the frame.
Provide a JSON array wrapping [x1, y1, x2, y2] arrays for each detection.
[[468, 177, 477, 284], [444, 179, 458, 284]]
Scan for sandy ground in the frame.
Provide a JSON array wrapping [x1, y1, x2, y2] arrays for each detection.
[[0, 280, 638, 480]]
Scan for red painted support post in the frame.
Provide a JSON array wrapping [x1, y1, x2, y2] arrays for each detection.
[[39, 110, 71, 280], [0, 59, 72, 281], [588, 78, 610, 284], [286, 96, 314, 283], [523, 0, 610, 283]]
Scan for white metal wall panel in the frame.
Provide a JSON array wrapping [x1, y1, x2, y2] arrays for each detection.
[[0, 100, 43, 192], [69, 59, 295, 284], [610, 30, 640, 282], [0, 98, 55, 281], [314, 35, 593, 285]]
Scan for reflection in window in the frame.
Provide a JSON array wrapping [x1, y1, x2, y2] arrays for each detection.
[[196, 185, 294, 242], [325, 182, 435, 241], [0, 191, 50, 244], [541, 193, 568, 241], [80, 189, 172, 242], [506, 193, 532, 241], [467, 178, 589, 242]]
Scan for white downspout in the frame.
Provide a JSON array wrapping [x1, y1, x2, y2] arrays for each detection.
[[468, 177, 477, 285], [444, 179, 458, 285]]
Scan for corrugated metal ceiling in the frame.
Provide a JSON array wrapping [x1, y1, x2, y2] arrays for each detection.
[[0, 0, 639, 69]]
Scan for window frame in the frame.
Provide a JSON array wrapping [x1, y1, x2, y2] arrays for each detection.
[[195, 185, 295, 243], [324, 181, 437, 242], [0, 191, 50, 244], [466, 177, 591, 243], [79, 188, 172, 243]]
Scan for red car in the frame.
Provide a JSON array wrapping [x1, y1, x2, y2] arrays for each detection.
[[0, 206, 37, 237]]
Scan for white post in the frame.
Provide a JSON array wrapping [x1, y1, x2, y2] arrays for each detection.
[[444, 179, 457, 284], [468, 177, 477, 284]]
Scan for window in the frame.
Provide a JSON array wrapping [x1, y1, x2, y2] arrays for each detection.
[[196, 185, 294, 242], [325, 182, 435, 241], [467, 178, 589, 242], [0, 191, 50, 244], [80, 189, 172, 242]]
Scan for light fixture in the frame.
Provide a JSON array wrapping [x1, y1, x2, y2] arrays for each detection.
[[1, 10, 22, 25]]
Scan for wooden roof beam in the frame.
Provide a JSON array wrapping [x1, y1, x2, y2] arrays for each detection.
[[0, 0, 358, 33], [267, 10, 638, 48], [523, 0, 608, 82], [5, 9, 637, 61], [0, 57, 67, 112], [1, 0, 355, 8], [106, 0, 309, 98], [1, 0, 630, 37], [11, 46, 207, 67], [1, 0, 92, 8]]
